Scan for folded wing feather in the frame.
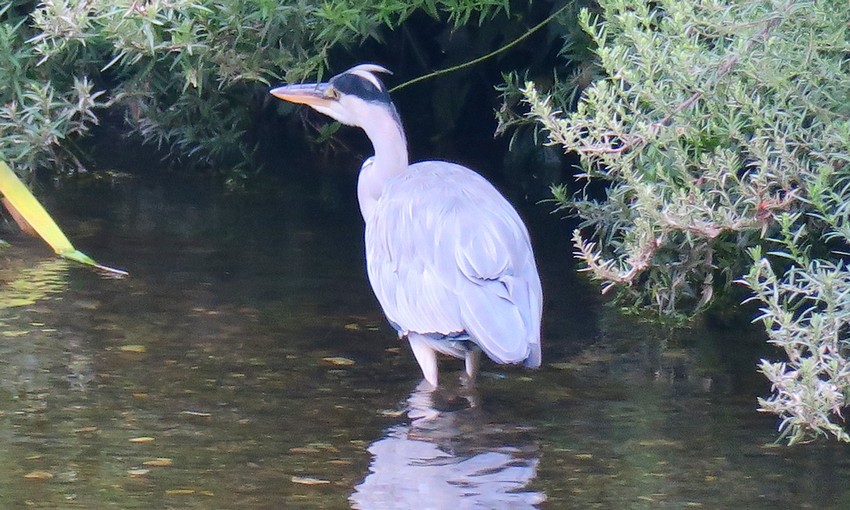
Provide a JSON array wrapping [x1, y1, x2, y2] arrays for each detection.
[[365, 161, 541, 366]]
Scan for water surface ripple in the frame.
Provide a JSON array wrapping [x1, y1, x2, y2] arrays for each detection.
[[0, 175, 848, 509]]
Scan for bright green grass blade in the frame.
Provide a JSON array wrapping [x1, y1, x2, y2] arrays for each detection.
[[0, 160, 128, 277], [0, 159, 75, 253], [61, 250, 128, 276]]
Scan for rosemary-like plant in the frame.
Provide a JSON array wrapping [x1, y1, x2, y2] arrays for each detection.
[[524, 0, 850, 443]]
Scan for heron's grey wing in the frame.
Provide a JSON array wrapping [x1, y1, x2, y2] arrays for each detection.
[[365, 168, 466, 338], [366, 162, 542, 367], [443, 168, 542, 366]]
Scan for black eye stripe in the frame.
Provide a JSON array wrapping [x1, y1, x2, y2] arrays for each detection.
[[330, 73, 390, 103]]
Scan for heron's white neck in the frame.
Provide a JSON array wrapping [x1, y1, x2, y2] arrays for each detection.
[[356, 105, 409, 221]]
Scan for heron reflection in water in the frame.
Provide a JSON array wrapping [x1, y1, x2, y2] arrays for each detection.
[[270, 64, 542, 387], [350, 381, 544, 509]]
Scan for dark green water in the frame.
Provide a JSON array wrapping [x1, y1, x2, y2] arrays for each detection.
[[1, 170, 849, 509]]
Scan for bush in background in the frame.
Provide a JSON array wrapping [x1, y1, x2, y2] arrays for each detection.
[[524, 0, 850, 443], [0, 0, 509, 181]]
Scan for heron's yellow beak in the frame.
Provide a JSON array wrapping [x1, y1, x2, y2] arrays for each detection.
[[269, 83, 334, 107]]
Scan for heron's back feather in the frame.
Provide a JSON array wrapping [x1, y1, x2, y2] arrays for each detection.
[[365, 161, 542, 367]]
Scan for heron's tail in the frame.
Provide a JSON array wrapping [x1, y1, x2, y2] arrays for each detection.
[[460, 278, 540, 366]]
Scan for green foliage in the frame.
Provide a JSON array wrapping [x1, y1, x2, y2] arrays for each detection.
[[524, 0, 850, 442], [0, 0, 509, 178], [495, 1, 601, 144], [316, 0, 507, 41], [0, 2, 105, 178]]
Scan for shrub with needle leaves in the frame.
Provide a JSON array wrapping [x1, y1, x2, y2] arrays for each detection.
[[1, 0, 510, 179], [523, 0, 850, 443]]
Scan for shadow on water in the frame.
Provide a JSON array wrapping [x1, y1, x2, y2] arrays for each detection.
[[1, 164, 850, 509]]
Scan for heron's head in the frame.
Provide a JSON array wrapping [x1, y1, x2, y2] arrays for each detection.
[[270, 64, 396, 128]]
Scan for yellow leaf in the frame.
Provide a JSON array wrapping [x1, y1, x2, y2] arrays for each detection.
[[119, 344, 147, 353], [321, 356, 355, 366], [180, 410, 211, 417], [127, 469, 150, 477], [129, 436, 155, 443], [166, 489, 196, 495], [23, 470, 53, 480], [550, 362, 579, 370], [289, 447, 320, 454], [291, 476, 331, 485], [143, 458, 174, 467]]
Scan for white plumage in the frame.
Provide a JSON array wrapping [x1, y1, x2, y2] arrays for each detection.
[[366, 161, 541, 365]]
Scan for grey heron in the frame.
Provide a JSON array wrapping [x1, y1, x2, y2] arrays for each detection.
[[270, 64, 542, 387]]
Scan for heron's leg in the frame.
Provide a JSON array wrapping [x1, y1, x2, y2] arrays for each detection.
[[408, 334, 439, 387], [464, 348, 480, 382], [407, 379, 440, 424]]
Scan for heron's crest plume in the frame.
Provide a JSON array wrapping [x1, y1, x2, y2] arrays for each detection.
[[344, 63, 393, 88], [327, 64, 395, 105]]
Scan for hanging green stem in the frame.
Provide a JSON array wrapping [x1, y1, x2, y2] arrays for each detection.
[[390, 4, 571, 93]]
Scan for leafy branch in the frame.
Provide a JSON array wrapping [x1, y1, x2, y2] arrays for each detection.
[[523, 0, 850, 441]]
